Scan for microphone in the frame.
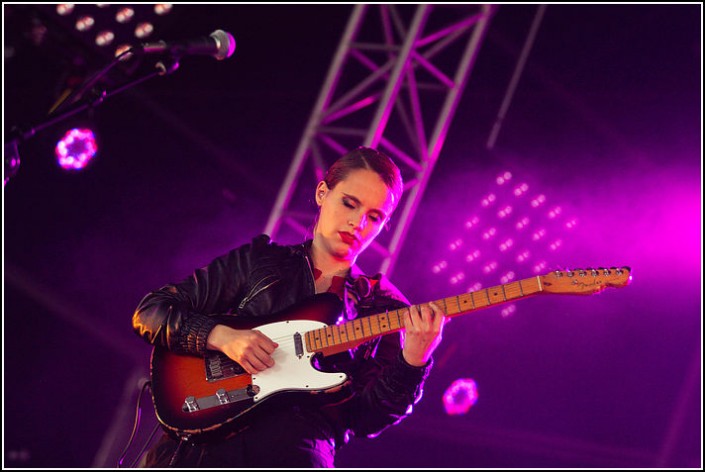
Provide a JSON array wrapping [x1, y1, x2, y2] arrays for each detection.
[[139, 29, 236, 60]]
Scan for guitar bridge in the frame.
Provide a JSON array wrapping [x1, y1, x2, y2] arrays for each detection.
[[184, 396, 199, 412], [181, 386, 255, 413], [205, 351, 245, 381], [216, 389, 229, 405]]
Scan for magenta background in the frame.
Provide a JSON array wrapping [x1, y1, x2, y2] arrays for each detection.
[[4, 4, 700, 468]]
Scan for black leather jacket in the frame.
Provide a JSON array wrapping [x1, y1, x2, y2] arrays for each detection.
[[132, 234, 432, 446]]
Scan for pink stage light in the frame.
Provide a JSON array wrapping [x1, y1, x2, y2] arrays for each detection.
[[55, 128, 97, 170], [443, 378, 478, 415], [430, 166, 579, 318]]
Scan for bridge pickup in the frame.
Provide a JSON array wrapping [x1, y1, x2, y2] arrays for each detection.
[[205, 351, 245, 381]]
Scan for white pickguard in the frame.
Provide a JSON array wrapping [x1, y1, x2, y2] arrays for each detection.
[[251, 320, 347, 402]]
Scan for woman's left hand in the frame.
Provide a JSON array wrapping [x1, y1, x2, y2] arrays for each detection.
[[401, 301, 447, 366]]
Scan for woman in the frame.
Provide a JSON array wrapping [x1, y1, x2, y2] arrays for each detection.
[[132, 147, 446, 467]]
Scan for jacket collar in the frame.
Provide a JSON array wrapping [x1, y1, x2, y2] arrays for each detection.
[[295, 238, 366, 282], [295, 239, 374, 321]]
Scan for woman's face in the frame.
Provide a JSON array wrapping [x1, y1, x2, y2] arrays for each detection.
[[315, 168, 396, 263]]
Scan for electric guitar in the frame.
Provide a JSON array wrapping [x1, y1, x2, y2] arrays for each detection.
[[149, 266, 631, 440]]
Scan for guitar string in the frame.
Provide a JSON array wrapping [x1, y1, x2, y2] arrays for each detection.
[[249, 305, 428, 346], [263, 282, 606, 347], [267, 327, 392, 345], [268, 318, 402, 342], [264, 314, 409, 345], [239, 278, 603, 348]]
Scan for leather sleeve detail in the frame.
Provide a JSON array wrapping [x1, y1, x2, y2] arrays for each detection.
[[176, 313, 219, 355]]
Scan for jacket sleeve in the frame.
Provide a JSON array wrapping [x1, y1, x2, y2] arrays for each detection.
[[131, 240, 255, 356], [345, 330, 433, 439], [340, 290, 434, 439]]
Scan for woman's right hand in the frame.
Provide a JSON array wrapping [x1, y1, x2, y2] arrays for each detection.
[[206, 324, 279, 374]]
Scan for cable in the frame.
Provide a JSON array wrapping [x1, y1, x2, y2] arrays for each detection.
[[128, 422, 161, 468], [116, 379, 157, 468]]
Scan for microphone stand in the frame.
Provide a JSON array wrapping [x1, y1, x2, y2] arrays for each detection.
[[4, 50, 181, 186]]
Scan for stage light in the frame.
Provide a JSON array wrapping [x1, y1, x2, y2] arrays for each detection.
[[12, 4, 180, 181], [115, 7, 135, 24], [513, 182, 529, 196], [500, 304, 516, 318], [481, 193, 496, 207], [430, 166, 579, 317], [465, 216, 480, 229], [55, 128, 97, 171], [530, 194, 546, 208], [496, 171, 512, 185], [450, 272, 465, 285], [531, 228, 546, 241], [497, 205, 512, 218], [565, 218, 579, 229], [38, 4, 175, 64], [467, 282, 482, 292], [549, 239, 563, 251], [481, 227, 497, 240], [482, 261, 498, 274], [532, 260, 548, 274], [498, 238, 514, 252], [95, 30, 115, 47], [443, 378, 478, 416], [547, 206, 563, 219], [465, 249, 480, 262], [516, 250, 530, 263], [56, 4, 74, 16], [431, 260, 448, 274], [154, 4, 173, 15], [134, 22, 154, 39], [75, 15, 95, 32]]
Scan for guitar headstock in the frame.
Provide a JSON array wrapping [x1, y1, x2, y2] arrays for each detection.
[[539, 267, 632, 295]]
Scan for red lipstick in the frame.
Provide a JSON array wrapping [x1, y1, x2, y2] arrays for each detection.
[[339, 232, 357, 245]]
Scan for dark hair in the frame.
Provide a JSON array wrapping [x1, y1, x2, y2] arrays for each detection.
[[324, 147, 403, 207]]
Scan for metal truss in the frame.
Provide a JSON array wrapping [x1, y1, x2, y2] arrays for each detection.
[[264, 4, 497, 276]]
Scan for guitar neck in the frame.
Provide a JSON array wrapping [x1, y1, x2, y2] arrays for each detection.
[[305, 275, 544, 356]]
